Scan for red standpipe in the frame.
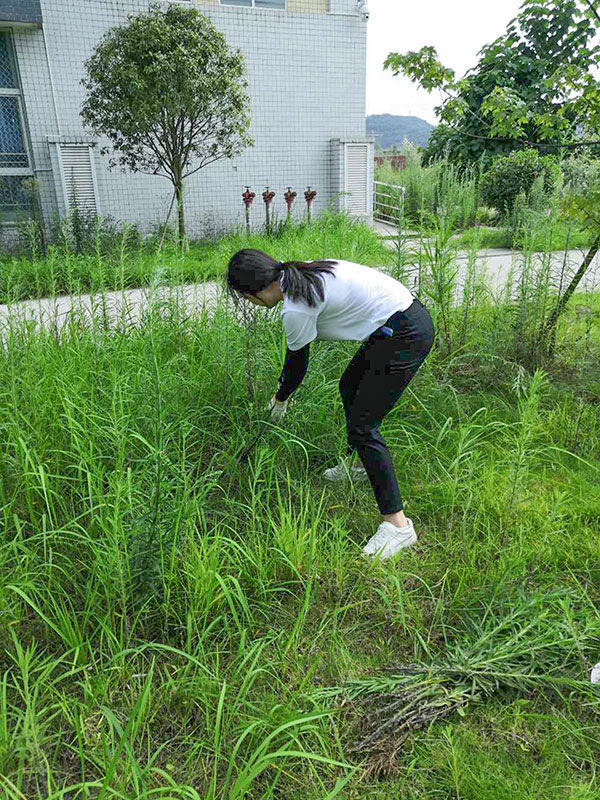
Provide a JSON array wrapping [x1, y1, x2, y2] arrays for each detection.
[[242, 187, 255, 232], [262, 187, 275, 234], [304, 186, 317, 222], [284, 187, 297, 221]]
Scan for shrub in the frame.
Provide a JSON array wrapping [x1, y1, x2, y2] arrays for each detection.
[[480, 148, 559, 214]]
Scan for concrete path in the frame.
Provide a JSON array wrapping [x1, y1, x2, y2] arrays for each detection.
[[397, 246, 600, 296], [375, 220, 600, 295], [0, 281, 227, 340]]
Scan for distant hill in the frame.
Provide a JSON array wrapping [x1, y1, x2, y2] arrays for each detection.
[[366, 114, 435, 149]]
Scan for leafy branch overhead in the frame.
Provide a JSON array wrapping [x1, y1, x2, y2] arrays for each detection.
[[80, 2, 253, 240], [384, 0, 600, 163]]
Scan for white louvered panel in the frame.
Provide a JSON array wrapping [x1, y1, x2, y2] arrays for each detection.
[[60, 145, 98, 214], [344, 143, 368, 214]]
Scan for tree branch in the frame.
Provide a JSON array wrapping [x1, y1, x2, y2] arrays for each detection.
[[141, 132, 174, 180], [182, 152, 230, 179], [436, 85, 594, 151], [583, 0, 600, 25], [542, 228, 600, 341], [436, 116, 600, 150]]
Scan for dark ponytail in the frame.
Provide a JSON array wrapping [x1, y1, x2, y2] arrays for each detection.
[[279, 259, 337, 308], [226, 248, 337, 309]]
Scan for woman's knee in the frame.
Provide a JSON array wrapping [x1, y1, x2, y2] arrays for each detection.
[[347, 422, 379, 450]]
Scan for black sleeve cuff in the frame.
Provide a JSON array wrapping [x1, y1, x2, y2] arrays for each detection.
[[275, 344, 310, 402]]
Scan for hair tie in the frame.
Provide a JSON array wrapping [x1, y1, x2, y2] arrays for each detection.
[[277, 262, 286, 270]]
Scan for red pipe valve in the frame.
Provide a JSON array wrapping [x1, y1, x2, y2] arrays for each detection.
[[304, 187, 317, 208], [242, 187, 255, 208], [284, 187, 297, 213], [262, 187, 276, 207]]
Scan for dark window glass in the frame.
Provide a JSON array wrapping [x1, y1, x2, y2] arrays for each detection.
[[0, 96, 27, 168], [0, 33, 16, 89], [0, 175, 32, 219], [221, 0, 253, 6]]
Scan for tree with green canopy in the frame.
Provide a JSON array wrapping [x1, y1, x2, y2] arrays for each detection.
[[384, 0, 600, 165], [384, 0, 600, 364], [81, 3, 253, 243]]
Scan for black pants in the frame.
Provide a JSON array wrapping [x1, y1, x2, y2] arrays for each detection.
[[338, 298, 434, 515]]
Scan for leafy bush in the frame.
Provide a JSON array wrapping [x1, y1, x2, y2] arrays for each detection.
[[480, 149, 559, 214]]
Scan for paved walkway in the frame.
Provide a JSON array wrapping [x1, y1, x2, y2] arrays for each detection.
[[375, 220, 600, 295], [0, 282, 226, 339], [0, 226, 598, 339]]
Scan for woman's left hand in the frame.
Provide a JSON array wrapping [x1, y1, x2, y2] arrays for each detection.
[[268, 394, 288, 421]]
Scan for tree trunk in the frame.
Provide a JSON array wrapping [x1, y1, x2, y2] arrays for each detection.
[[175, 177, 186, 247], [158, 189, 176, 252], [541, 229, 600, 350]]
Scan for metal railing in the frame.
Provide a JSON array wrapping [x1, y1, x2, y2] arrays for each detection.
[[373, 181, 405, 226]]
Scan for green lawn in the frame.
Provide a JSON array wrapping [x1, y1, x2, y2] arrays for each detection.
[[453, 223, 595, 251]]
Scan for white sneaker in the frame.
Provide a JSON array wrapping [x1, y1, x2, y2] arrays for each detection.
[[362, 519, 417, 560], [322, 457, 369, 482]]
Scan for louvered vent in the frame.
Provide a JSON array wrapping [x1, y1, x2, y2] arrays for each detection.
[[59, 145, 98, 214], [344, 143, 368, 214]]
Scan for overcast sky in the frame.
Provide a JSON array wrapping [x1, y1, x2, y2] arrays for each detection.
[[366, 0, 525, 124]]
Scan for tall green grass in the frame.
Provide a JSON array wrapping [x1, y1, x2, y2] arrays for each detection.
[[376, 157, 482, 231], [0, 213, 393, 304], [0, 239, 599, 796], [376, 154, 597, 250]]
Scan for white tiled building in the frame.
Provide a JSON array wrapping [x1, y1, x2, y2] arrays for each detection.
[[0, 0, 374, 238]]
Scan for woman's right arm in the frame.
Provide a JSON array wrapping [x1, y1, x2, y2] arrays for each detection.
[[275, 344, 310, 402]]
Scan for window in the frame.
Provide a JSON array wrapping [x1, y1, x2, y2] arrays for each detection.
[[0, 32, 33, 221], [221, 0, 286, 9]]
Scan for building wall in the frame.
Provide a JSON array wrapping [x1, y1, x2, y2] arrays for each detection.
[[11, 0, 368, 235]]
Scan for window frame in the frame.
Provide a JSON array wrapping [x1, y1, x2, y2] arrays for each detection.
[[219, 0, 287, 11], [0, 31, 34, 222]]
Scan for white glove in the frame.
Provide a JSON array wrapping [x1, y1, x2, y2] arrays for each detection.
[[268, 394, 288, 421]]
